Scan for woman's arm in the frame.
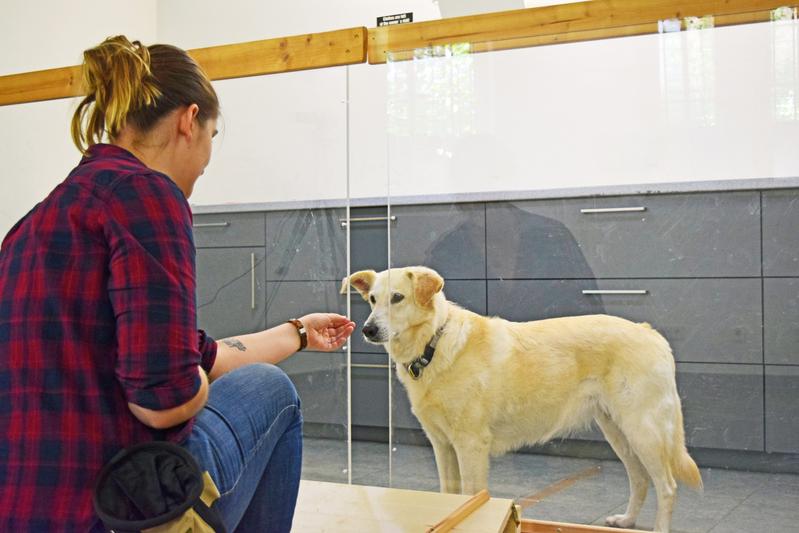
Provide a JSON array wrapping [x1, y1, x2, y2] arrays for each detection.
[[208, 313, 355, 381], [127, 366, 209, 429]]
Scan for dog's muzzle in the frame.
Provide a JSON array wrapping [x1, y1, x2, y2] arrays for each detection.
[[362, 323, 383, 343]]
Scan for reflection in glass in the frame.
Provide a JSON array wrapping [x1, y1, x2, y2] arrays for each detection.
[[772, 14, 799, 121], [659, 22, 716, 126]]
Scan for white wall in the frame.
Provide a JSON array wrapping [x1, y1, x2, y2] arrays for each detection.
[[0, 0, 157, 238], [2, 2, 798, 236]]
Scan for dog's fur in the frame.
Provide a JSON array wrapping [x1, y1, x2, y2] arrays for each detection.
[[342, 266, 702, 533]]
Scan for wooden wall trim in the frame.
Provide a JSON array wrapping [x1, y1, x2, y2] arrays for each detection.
[[1, 1, 795, 106], [0, 27, 367, 107], [368, 0, 794, 63]]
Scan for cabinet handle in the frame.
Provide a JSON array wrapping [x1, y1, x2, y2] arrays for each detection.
[[351, 363, 390, 369], [339, 216, 397, 227], [582, 289, 648, 295], [580, 207, 646, 214], [251, 253, 256, 310], [192, 221, 230, 228]]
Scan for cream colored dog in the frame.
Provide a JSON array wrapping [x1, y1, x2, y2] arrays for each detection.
[[342, 266, 702, 533]]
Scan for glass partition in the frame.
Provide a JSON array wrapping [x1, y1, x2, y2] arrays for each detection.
[[381, 11, 799, 532], [193, 67, 357, 485]]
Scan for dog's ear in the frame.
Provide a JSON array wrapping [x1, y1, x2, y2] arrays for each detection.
[[407, 268, 444, 308], [341, 270, 377, 300]]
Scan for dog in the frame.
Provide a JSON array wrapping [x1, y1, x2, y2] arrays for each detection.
[[341, 266, 702, 533]]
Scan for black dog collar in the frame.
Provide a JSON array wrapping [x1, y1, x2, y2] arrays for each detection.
[[405, 320, 448, 380]]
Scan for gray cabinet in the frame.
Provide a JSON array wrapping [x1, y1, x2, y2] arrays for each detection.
[[486, 192, 761, 279], [487, 279, 762, 364], [196, 247, 266, 340], [764, 278, 799, 365], [390, 203, 486, 279], [193, 213, 265, 248], [192, 187, 799, 459], [278, 351, 348, 428], [677, 363, 764, 451], [763, 190, 799, 277], [765, 365, 799, 453], [265, 208, 346, 281]]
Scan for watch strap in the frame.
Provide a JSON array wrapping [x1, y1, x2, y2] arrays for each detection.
[[287, 318, 307, 351]]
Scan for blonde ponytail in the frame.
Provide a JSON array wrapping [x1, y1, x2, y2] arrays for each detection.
[[71, 36, 162, 154], [71, 35, 219, 155]]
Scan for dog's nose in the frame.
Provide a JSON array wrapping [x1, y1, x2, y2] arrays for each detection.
[[362, 323, 379, 339]]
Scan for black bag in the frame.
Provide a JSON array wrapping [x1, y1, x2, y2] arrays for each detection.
[[93, 441, 226, 533]]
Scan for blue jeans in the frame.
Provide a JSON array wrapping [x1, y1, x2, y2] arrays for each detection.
[[182, 364, 303, 533]]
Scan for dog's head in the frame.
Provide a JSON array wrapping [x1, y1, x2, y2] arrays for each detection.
[[340, 266, 445, 346]]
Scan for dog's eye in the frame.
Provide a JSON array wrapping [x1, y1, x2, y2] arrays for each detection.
[[391, 293, 404, 304], [369, 294, 376, 304]]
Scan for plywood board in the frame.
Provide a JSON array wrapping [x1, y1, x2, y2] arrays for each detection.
[[292, 480, 514, 532]]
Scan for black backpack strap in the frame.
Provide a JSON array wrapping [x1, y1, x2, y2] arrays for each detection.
[[193, 499, 227, 533]]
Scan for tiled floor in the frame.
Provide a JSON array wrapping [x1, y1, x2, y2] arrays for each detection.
[[302, 438, 799, 533]]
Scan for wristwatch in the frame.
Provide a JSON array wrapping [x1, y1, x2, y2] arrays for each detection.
[[287, 318, 307, 351]]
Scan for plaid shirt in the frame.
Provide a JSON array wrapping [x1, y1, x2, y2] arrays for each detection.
[[0, 144, 217, 531]]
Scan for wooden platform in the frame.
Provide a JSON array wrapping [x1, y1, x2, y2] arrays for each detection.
[[293, 480, 516, 532]]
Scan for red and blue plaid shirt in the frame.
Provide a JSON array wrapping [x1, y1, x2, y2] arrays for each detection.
[[0, 144, 217, 531]]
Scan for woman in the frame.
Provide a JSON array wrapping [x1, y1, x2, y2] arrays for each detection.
[[0, 36, 355, 532]]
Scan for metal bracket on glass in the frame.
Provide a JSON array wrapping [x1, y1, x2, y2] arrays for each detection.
[[582, 290, 648, 295], [580, 207, 646, 214], [350, 363, 391, 369], [339, 216, 397, 227], [772, 7, 798, 21], [658, 18, 682, 33], [684, 15, 714, 30]]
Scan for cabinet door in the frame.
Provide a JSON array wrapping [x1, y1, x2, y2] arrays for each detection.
[[196, 247, 266, 340], [390, 203, 486, 279], [352, 352, 390, 427], [486, 192, 761, 279], [763, 190, 799, 276], [487, 279, 762, 364], [193, 213, 265, 248], [765, 365, 799, 453], [764, 278, 799, 365], [677, 363, 764, 451], [278, 351, 347, 427]]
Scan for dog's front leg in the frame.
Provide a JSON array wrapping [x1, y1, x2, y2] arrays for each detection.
[[430, 436, 461, 494], [453, 439, 491, 494]]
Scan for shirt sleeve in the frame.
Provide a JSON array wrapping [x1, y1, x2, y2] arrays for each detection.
[[103, 172, 202, 410], [198, 329, 217, 374]]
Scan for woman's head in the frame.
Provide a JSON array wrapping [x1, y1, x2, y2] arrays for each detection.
[[71, 35, 219, 154]]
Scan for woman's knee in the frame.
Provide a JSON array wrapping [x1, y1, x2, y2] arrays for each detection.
[[232, 363, 301, 410]]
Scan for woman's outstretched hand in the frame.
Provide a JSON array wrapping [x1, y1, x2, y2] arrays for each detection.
[[300, 313, 356, 352]]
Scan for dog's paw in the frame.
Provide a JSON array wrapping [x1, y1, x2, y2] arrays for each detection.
[[605, 514, 636, 528]]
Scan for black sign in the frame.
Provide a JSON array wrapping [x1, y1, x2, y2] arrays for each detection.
[[377, 13, 413, 27]]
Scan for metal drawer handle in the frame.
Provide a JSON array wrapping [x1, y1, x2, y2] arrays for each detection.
[[250, 253, 256, 310], [351, 363, 390, 369], [580, 207, 646, 214], [582, 290, 648, 295], [192, 222, 230, 228], [339, 216, 397, 227]]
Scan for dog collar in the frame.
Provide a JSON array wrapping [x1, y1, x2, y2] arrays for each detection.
[[405, 320, 448, 380]]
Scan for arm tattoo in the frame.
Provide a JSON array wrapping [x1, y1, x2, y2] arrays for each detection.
[[222, 338, 247, 351]]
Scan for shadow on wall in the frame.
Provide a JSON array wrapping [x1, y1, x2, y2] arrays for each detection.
[[424, 203, 606, 321]]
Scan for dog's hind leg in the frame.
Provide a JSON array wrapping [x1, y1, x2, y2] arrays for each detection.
[[429, 436, 461, 494], [620, 419, 677, 533], [595, 412, 650, 529], [453, 438, 491, 494]]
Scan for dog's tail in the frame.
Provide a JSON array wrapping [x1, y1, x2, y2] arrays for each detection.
[[673, 448, 703, 491], [671, 412, 703, 491]]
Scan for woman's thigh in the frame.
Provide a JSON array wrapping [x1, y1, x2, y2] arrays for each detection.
[[182, 364, 302, 529]]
